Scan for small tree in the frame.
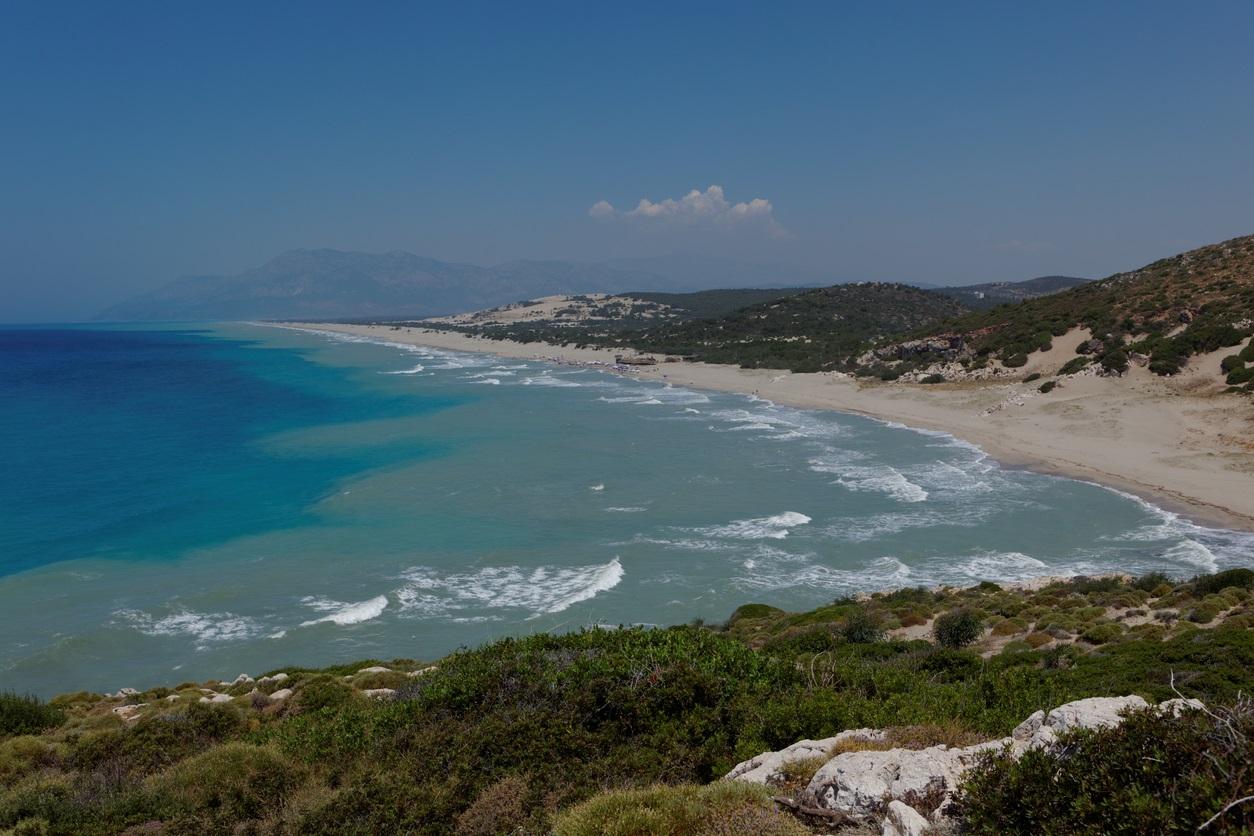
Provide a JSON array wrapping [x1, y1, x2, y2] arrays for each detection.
[[841, 609, 884, 644], [1100, 350, 1128, 376], [933, 609, 982, 649]]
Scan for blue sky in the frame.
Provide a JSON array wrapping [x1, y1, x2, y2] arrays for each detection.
[[2, 1, 1253, 320]]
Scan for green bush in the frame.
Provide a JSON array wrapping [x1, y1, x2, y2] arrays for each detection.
[[1022, 372, 1042, 382], [1002, 353, 1028, 368], [1038, 380, 1057, 393], [1194, 568, 1254, 596], [1080, 622, 1123, 644], [146, 743, 303, 824], [1132, 571, 1172, 593], [1100, 349, 1129, 375], [958, 705, 1253, 834], [920, 373, 945, 384], [1058, 357, 1090, 375], [1226, 366, 1254, 385], [0, 694, 64, 738], [552, 781, 809, 836], [841, 609, 885, 644], [292, 675, 357, 713], [933, 609, 983, 649], [1221, 354, 1244, 373]]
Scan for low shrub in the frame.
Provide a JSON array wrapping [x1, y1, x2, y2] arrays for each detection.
[[920, 373, 945, 384], [958, 704, 1254, 834], [933, 610, 983, 649], [0, 694, 64, 738], [292, 675, 356, 714], [1227, 367, 1254, 385], [1002, 353, 1028, 368], [454, 774, 534, 836], [1194, 568, 1254, 596], [1024, 632, 1052, 649], [551, 782, 810, 836], [1022, 372, 1041, 382], [1132, 571, 1172, 593], [1037, 380, 1057, 393], [146, 743, 304, 825], [1100, 349, 1129, 375], [1081, 622, 1123, 644], [841, 609, 885, 644], [1058, 356, 1091, 375]]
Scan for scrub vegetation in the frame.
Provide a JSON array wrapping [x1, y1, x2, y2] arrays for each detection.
[[2, 570, 1252, 834]]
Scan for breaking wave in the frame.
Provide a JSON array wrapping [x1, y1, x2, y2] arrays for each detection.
[[113, 608, 264, 648], [395, 558, 623, 619], [299, 594, 389, 626]]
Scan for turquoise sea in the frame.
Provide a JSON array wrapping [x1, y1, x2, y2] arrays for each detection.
[[2, 323, 1252, 697]]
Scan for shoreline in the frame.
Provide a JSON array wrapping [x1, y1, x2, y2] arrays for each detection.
[[279, 322, 1254, 532]]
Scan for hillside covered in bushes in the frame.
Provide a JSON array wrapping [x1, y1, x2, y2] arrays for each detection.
[[887, 233, 1254, 381], [2, 569, 1253, 834]]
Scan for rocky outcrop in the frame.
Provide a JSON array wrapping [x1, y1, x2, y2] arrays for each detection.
[[730, 695, 1203, 829], [806, 738, 1005, 817], [724, 729, 884, 784]]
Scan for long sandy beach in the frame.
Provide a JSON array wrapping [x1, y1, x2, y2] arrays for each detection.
[[285, 322, 1254, 531]]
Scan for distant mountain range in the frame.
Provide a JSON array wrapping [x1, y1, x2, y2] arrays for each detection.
[[94, 250, 836, 322]]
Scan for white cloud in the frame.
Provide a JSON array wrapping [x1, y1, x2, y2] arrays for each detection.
[[588, 185, 790, 238], [588, 200, 615, 219]]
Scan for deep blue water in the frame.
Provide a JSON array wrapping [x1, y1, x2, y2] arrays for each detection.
[[0, 326, 456, 576]]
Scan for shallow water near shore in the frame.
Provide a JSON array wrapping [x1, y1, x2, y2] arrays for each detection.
[[2, 323, 1252, 697]]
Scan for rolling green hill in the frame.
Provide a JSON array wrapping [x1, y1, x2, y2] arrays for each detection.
[[620, 283, 970, 371]]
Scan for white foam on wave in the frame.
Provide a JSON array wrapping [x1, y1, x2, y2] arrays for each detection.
[[466, 370, 514, 378], [472, 378, 501, 385], [733, 555, 912, 593], [606, 506, 647, 513], [521, 373, 583, 388], [823, 507, 987, 542], [395, 558, 623, 618], [1162, 540, 1220, 573], [383, 363, 426, 375], [113, 608, 263, 648], [694, 511, 812, 540], [951, 551, 1048, 581], [299, 594, 389, 626], [1093, 482, 1254, 568], [815, 460, 929, 503]]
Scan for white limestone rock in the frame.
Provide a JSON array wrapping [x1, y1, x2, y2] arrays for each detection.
[[1015, 695, 1148, 748], [882, 800, 931, 836], [805, 739, 1010, 817], [111, 703, 146, 720], [725, 729, 885, 784], [357, 666, 392, 675], [198, 693, 233, 704], [269, 688, 293, 701], [362, 688, 395, 700]]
